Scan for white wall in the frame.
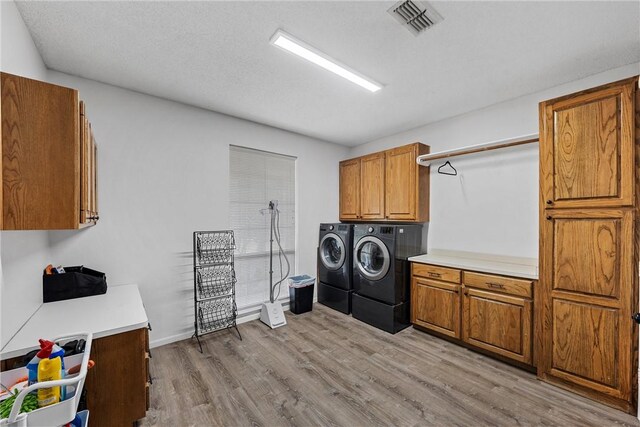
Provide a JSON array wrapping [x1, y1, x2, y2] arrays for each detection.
[[0, 0, 52, 347], [44, 71, 347, 346], [0, 0, 47, 79], [350, 62, 640, 259], [0, 1, 347, 348]]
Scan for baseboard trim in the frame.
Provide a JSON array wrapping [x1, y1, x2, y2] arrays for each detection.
[[149, 298, 313, 349]]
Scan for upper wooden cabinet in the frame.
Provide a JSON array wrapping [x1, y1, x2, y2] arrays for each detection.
[[339, 158, 361, 220], [80, 102, 99, 224], [339, 142, 429, 222], [360, 152, 385, 219], [539, 78, 635, 209], [0, 73, 99, 230]]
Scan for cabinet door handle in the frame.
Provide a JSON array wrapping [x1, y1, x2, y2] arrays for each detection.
[[546, 200, 553, 205], [487, 282, 505, 289], [546, 215, 552, 221]]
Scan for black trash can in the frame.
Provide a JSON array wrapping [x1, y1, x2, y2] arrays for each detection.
[[289, 282, 315, 315]]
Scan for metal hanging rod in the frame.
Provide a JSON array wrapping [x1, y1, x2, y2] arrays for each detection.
[[416, 133, 539, 167]]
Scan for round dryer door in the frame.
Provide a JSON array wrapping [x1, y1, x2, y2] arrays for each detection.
[[319, 233, 346, 271], [354, 236, 390, 281]]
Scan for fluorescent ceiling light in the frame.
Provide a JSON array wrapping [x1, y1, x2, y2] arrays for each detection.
[[270, 29, 383, 93]]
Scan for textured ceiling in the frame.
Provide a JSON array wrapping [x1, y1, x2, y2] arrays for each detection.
[[15, 1, 640, 146]]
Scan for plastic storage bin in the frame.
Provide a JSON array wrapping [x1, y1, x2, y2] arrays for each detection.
[[288, 275, 315, 315]]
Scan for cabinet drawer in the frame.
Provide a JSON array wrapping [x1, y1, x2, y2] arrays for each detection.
[[412, 263, 461, 284], [464, 272, 532, 298]]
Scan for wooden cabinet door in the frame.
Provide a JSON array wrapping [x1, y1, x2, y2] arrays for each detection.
[[385, 144, 417, 220], [411, 277, 461, 338], [79, 103, 99, 224], [360, 152, 385, 219], [93, 142, 98, 220], [85, 329, 148, 427], [80, 102, 90, 224], [462, 287, 533, 365], [540, 79, 635, 209], [89, 128, 97, 220], [339, 159, 361, 220], [540, 208, 634, 407], [1, 72, 80, 230]]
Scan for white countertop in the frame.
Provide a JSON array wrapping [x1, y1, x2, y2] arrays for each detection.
[[1, 284, 148, 360], [409, 249, 538, 280]]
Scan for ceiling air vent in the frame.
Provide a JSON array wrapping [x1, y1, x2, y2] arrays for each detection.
[[388, 0, 443, 36]]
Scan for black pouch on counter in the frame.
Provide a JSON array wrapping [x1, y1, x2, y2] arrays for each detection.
[[43, 266, 107, 303]]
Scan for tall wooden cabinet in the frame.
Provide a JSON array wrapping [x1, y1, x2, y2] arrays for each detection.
[[339, 142, 429, 222], [538, 77, 639, 412], [0, 72, 99, 230]]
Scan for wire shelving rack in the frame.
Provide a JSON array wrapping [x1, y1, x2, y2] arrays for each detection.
[[193, 230, 242, 352]]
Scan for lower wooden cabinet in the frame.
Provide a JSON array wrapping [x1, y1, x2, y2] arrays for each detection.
[[411, 262, 536, 367], [85, 327, 149, 427], [462, 287, 533, 365], [412, 278, 461, 339]]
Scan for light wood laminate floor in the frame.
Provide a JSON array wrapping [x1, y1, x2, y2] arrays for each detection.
[[141, 304, 640, 426]]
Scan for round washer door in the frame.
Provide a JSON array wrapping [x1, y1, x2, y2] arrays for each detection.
[[319, 233, 346, 271], [354, 236, 390, 281]]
